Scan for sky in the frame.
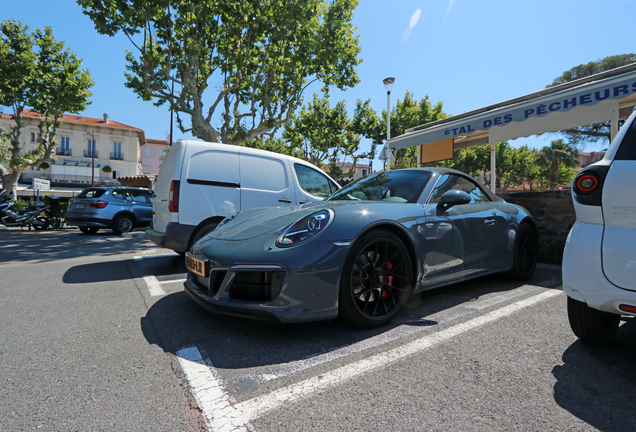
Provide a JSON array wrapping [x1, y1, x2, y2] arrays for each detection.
[[2, 0, 635, 169]]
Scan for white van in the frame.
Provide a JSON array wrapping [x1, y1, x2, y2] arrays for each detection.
[[146, 140, 341, 253]]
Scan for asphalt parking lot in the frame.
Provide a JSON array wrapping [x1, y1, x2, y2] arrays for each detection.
[[1, 227, 635, 431]]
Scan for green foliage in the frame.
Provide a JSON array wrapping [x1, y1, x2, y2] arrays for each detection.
[[283, 94, 365, 178], [0, 19, 93, 197], [45, 200, 68, 229], [12, 198, 29, 210], [386, 91, 447, 169], [39, 161, 50, 170], [535, 139, 579, 190], [548, 54, 636, 86], [547, 54, 636, 147], [78, 0, 362, 144], [509, 145, 540, 190], [350, 99, 383, 172], [239, 137, 303, 159], [102, 165, 112, 173]]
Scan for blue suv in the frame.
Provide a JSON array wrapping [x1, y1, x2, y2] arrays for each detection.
[[66, 187, 154, 234]]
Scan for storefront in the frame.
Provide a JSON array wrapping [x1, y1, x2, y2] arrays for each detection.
[[388, 63, 636, 192]]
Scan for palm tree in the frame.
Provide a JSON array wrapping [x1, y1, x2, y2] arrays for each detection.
[[535, 139, 579, 190]]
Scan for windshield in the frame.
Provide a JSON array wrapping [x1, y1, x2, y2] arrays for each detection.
[[328, 170, 432, 203]]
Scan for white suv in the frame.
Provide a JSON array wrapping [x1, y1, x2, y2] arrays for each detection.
[[563, 108, 636, 344]]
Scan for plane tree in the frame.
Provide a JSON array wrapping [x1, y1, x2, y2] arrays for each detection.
[[0, 19, 93, 198], [78, 0, 362, 144]]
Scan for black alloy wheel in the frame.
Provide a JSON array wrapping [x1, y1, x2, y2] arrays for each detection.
[[339, 230, 413, 327], [508, 223, 538, 280]]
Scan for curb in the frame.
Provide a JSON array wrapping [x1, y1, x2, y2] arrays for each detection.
[[122, 231, 146, 238]]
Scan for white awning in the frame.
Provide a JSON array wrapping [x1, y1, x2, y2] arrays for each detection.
[[389, 63, 636, 152]]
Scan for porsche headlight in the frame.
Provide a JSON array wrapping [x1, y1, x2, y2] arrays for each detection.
[[217, 211, 243, 229], [276, 209, 334, 247]]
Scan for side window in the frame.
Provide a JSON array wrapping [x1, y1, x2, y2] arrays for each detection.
[[129, 191, 148, 203], [430, 174, 491, 204], [112, 190, 128, 201], [294, 164, 335, 197]]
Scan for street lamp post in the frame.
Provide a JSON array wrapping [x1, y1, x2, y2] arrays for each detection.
[[383, 77, 395, 171], [90, 131, 95, 187]]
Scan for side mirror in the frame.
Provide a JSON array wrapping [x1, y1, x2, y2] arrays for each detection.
[[436, 190, 471, 212]]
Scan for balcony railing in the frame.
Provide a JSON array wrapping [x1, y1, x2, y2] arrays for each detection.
[[56, 148, 72, 156], [84, 150, 98, 158], [110, 152, 124, 160]]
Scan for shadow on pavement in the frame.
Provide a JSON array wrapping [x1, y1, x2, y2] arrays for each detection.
[[0, 228, 153, 264], [140, 263, 563, 370], [552, 317, 636, 432], [63, 253, 184, 283]]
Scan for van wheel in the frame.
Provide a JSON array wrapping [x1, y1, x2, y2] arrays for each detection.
[[191, 222, 219, 247], [567, 297, 620, 344]]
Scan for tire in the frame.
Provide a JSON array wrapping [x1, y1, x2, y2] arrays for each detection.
[[32, 216, 50, 231], [507, 223, 538, 280], [190, 222, 219, 248], [112, 214, 134, 235], [339, 230, 413, 327], [80, 227, 99, 234], [567, 297, 620, 344]]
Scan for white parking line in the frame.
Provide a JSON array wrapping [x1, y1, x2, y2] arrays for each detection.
[[178, 288, 562, 430], [177, 347, 250, 432], [143, 275, 166, 296], [134, 253, 179, 261], [159, 278, 186, 284]]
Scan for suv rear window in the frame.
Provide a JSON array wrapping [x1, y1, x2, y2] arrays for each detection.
[[76, 188, 106, 199], [615, 117, 636, 161]]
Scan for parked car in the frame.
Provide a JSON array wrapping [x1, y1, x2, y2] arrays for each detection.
[[146, 140, 340, 254], [184, 168, 538, 327], [66, 187, 154, 234], [563, 108, 636, 344]]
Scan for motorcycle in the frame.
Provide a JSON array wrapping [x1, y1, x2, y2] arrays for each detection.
[[0, 189, 51, 230]]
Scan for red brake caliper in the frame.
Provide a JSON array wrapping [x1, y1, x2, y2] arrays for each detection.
[[382, 258, 393, 299]]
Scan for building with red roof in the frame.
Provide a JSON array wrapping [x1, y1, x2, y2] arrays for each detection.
[[0, 109, 146, 186]]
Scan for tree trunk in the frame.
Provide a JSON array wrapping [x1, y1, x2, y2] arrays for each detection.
[[1, 170, 20, 200], [550, 161, 559, 191]]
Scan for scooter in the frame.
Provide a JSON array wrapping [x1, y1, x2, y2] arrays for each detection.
[[0, 190, 50, 230]]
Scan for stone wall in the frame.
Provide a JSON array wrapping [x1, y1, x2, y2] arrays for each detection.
[[499, 189, 575, 264]]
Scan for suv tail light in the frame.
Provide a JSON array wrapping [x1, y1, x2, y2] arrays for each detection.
[[572, 165, 609, 206], [168, 180, 180, 212], [89, 201, 108, 209]]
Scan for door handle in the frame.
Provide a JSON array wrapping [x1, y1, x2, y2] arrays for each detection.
[[278, 199, 292, 204], [484, 218, 495, 226], [299, 201, 309, 204]]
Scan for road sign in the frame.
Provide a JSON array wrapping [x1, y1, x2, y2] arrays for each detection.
[[33, 178, 50, 191], [557, 185, 565, 191]]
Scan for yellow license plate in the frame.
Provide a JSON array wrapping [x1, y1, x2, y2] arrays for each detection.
[[186, 253, 206, 277]]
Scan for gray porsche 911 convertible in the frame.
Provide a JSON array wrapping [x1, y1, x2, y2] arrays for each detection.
[[184, 168, 538, 327]]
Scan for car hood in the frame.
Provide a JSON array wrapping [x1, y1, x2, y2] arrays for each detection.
[[209, 203, 327, 241]]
